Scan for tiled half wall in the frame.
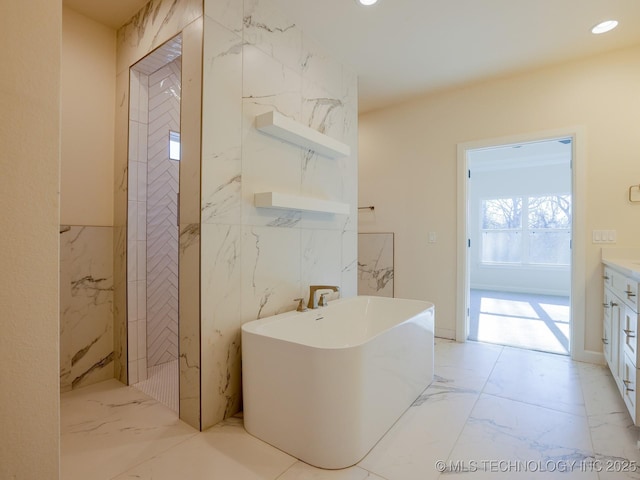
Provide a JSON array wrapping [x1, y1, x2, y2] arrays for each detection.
[[60, 226, 114, 392]]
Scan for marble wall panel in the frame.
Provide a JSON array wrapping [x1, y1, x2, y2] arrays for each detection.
[[240, 225, 302, 321], [114, 68, 130, 384], [301, 229, 342, 292], [301, 81, 347, 142], [177, 19, 204, 429], [241, 45, 303, 228], [60, 226, 114, 392], [179, 223, 201, 428], [113, 225, 127, 383], [204, 0, 243, 33], [178, 18, 203, 226], [358, 232, 395, 298], [341, 230, 359, 299], [242, 44, 302, 119], [340, 67, 359, 228], [116, 0, 202, 75], [197, 0, 358, 430], [200, 16, 243, 226], [298, 40, 355, 233], [301, 35, 343, 101], [200, 223, 242, 426], [243, 0, 303, 74]]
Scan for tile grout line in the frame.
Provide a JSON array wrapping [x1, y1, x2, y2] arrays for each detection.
[[436, 343, 505, 479], [575, 364, 608, 480], [478, 344, 590, 419], [108, 430, 200, 480]]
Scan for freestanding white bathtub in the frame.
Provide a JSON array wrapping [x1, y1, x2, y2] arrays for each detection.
[[241, 295, 435, 469]]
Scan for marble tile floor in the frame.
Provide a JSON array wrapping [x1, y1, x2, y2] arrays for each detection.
[[469, 289, 571, 356], [61, 339, 640, 480]]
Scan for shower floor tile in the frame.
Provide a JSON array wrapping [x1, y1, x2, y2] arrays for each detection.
[[134, 359, 178, 412]]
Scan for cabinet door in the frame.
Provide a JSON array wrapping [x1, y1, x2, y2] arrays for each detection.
[[603, 315, 612, 366], [610, 269, 639, 311], [611, 295, 622, 382], [603, 288, 613, 367], [622, 304, 639, 366], [622, 353, 637, 424], [604, 267, 613, 289]]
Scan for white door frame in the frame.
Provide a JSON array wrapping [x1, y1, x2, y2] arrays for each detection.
[[456, 127, 593, 362]]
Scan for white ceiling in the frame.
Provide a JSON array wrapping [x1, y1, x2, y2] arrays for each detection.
[[64, 0, 640, 113]]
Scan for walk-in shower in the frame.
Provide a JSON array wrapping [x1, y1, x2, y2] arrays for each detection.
[[127, 35, 182, 412]]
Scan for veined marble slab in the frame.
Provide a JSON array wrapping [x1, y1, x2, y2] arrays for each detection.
[[358, 232, 394, 297], [60, 226, 114, 392]]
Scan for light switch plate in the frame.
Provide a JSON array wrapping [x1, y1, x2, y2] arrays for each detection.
[[592, 230, 617, 244]]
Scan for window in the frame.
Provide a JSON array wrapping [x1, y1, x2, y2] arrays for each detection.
[[481, 194, 571, 266], [481, 197, 522, 263], [169, 130, 181, 161]]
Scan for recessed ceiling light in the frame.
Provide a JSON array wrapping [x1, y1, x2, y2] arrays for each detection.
[[356, 0, 378, 5], [591, 20, 619, 34]]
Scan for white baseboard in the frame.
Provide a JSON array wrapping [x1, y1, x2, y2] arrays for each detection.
[[572, 348, 604, 365]]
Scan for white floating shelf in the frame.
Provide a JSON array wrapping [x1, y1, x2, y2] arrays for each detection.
[[255, 111, 351, 159], [254, 192, 350, 215]]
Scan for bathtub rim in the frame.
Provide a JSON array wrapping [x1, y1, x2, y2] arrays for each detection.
[[241, 295, 435, 351]]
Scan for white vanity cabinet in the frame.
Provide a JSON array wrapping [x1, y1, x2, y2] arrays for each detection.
[[603, 263, 640, 423], [602, 280, 618, 379]]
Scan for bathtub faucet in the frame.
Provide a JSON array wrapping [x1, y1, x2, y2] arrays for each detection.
[[308, 285, 340, 309]]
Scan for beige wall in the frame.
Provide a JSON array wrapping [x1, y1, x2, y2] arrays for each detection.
[[61, 7, 116, 226], [359, 45, 640, 354], [0, 1, 61, 478]]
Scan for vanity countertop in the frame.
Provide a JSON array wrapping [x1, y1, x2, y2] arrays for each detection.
[[602, 258, 640, 282], [601, 247, 640, 282]]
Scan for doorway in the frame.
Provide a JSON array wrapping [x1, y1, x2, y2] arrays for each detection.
[[462, 137, 574, 355], [126, 35, 182, 412]]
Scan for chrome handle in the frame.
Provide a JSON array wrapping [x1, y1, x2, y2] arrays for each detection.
[[610, 301, 618, 308], [624, 329, 636, 338], [624, 379, 635, 392], [603, 275, 610, 280], [603, 303, 610, 308], [625, 290, 636, 298], [602, 337, 609, 345]]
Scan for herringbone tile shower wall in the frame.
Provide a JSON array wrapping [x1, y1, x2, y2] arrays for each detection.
[[146, 59, 181, 368]]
